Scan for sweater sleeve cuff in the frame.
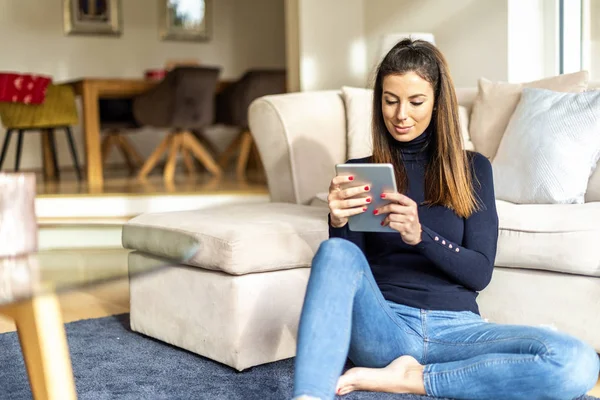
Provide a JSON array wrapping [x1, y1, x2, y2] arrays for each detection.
[[328, 214, 349, 238], [415, 225, 462, 254]]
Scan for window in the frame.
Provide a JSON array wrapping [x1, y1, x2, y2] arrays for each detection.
[[559, 0, 583, 74]]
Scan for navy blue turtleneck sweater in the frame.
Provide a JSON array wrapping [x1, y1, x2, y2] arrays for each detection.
[[329, 128, 499, 314]]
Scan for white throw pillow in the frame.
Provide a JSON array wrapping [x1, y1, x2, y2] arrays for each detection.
[[341, 86, 473, 159], [341, 86, 373, 159], [492, 88, 600, 204], [585, 82, 600, 202], [459, 105, 475, 151], [469, 71, 589, 160]]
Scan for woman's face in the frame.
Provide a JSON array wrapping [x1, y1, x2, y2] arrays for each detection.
[[381, 72, 435, 143]]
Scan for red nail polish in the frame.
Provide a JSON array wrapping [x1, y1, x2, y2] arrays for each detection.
[[381, 193, 386, 199], [364, 186, 370, 191], [380, 220, 385, 226], [373, 210, 379, 215], [348, 176, 354, 181], [366, 198, 371, 203], [362, 207, 367, 211]]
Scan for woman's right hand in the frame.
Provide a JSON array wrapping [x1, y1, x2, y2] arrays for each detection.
[[328, 175, 372, 228]]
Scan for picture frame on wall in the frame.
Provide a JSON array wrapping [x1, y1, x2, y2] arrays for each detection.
[[63, 0, 123, 36], [159, 0, 211, 42]]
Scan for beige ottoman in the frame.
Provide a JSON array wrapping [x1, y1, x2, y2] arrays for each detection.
[[122, 203, 329, 371]]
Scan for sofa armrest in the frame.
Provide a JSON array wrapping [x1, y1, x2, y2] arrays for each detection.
[[248, 91, 347, 205]]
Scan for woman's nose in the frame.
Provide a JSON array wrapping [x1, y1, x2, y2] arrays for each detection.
[[397, 106, 408, 121]]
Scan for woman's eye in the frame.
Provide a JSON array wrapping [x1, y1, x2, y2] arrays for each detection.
[[385, 100, 397, 105], [411, 102, 424, 106]]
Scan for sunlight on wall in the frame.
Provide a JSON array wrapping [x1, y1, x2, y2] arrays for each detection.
[[300, 55, 317, 91], [507, 0, 546, 82], [349, 38, 367, 86]]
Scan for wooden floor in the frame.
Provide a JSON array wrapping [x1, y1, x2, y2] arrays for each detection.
[[35, 164, 269, 197], [0, 249, 131, 334]]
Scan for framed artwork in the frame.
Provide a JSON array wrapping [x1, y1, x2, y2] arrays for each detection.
[[159, 0, 211, 42], [63, 0, 123, 36]]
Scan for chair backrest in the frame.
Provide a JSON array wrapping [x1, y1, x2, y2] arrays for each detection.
[[216, 69, 287, 128], [164, 59, 201, 70], [134, 66, 221, 129], [172, 66, 221, 129]]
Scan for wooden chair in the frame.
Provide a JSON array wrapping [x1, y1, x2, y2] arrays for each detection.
[[98, 60, 201, 174], [133, 66, 223, 183], [0, 84, 82, 181], [98, 98, 145, 173], [215, 69, 287, 179]]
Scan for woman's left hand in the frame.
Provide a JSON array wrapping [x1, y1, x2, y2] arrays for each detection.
[[375, 192, 422, 245]]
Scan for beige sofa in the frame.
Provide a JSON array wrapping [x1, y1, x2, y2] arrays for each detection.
[[122, 81, 600, 372]]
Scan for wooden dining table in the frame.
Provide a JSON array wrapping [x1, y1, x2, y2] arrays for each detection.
[[63, 78, 230, 189]]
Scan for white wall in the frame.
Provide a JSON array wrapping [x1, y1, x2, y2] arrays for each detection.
[[287, 0, 510, 90], [287, 0, 567, 91], [297, 0, 366, 91], [0, 0, 285, 170], [363, 0, 509, 88]]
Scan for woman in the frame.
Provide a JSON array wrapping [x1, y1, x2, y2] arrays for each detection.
[[292, 39, 599, 400]]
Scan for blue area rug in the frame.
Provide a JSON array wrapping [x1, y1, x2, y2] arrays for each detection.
[[0, 314, 597, 400]]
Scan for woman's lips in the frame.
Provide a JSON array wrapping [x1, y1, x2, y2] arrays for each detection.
[[394, 125, 413, 134]]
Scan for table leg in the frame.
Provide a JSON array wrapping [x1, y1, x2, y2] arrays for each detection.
[[0, 294, 77, 400], [81, 82, 103, 189]]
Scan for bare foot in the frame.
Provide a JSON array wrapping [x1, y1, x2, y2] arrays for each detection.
[[335, 355, 425, 397]]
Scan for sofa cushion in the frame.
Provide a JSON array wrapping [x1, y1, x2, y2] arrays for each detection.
[[495, 200, 600, 277], [342, 86, 373, 160], [492, 88, 600, 204], [584, 82, 600, 202], [341, 86, 473, 160], [469, 71, 589, 160], [587, 167, 600, 202], [122, 203, 329, 275], [308, 192, 600, 276]]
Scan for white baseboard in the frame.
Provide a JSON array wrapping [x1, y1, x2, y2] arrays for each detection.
[[35, 192, 270, 249], [36, 193, 270, 219], [38, 225, 124, 250]]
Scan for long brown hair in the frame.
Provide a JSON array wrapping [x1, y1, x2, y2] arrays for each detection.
[[371, 38, 480, 218]]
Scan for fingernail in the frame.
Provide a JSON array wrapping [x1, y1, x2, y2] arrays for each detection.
[[348, 176, 354, 181], [364, 186, 370, 191], [380, 193, 386, 199], [362, 207, 367, 211], [380, 220, 385, 226], [373, 210, 379, 215], [365, 197, 371, 203]]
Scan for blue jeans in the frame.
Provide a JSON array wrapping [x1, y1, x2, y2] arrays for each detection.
[[293, 238, 600, 400]]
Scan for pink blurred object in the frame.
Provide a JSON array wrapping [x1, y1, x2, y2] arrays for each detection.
[[0, 173, 38, 257], [145, 69, 167, 81], [0, 72, 52, 105]]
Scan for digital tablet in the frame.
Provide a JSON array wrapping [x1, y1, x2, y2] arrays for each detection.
[[335, 163, 398, 233]]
